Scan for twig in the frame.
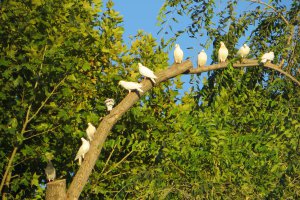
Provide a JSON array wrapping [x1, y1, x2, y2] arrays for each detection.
[[103, 150, 134, 176], [100, 143, 117, 174], [34, 45, 47, 89], [166, 158, 185, 175], [0, 147, 18, 193], [250, 0, 289, 25], [23, 125, 60, 141], [28, 76, 67, 123]]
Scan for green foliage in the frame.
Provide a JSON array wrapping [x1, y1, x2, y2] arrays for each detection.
[[0, 0, 299, 199], [0, 0, 128, 198]]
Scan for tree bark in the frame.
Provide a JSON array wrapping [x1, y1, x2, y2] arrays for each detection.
[[66, 60, 193, 200], [65, 59, 300, 199], [187, 59, 300, 86], [46, 179, 66, 200]]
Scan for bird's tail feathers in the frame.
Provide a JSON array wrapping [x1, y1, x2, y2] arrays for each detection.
[[137, 88, 143, 93], [75, 154, 80, 161]]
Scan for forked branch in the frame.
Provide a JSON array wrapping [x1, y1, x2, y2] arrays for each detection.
[[65, 59, 299, 200]]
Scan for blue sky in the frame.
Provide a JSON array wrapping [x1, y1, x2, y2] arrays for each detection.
[[114, 0, 202, 66], [114, 0, 204, 94], [113, 0, 290, 94]]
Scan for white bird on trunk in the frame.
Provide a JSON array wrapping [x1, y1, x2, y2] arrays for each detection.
[[118, 80, 143, 93], [75, 137, 90, 165], [218, 42, 228, 63], [86, 122, 96, 141], [261, 52, 274, 63], [237, 44, 250, 58], [197, 49, 207, 67], [45, 160, 56, 182], [138, 63, 157, 83], [105, 98, 115, 111], [174, 44, 183, 64]]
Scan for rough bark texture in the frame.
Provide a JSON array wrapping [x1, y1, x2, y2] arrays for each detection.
[[65, 59, 299, 199], [46, 179, 66, 200], [66, 60, 193, 200]]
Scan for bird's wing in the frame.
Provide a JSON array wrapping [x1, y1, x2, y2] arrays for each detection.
[[237, 47, 243, 55], [75, 145, 84, 160], [130, 82, 142, 89], [141, 66, 157, 78]]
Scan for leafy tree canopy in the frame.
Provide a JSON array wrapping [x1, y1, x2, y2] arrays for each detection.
[[0, 0, 299, 199]]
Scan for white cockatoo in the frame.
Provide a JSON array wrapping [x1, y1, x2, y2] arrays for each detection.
[[138, 63, 157, 83], [75, 137, 90, 165], [118, 80, 143, 93], [237, 44, 250, 58], [86, 122, 96, 141], [105, 98, 115, 111], [261, 52, 274, 63], [45, 160, 56, 182], [197, 49, 207, 67], [174, 44, 183, 64], [218, 42, 228, 63]]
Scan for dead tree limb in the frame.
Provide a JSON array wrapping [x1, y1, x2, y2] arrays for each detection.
[[65, 59, 299, 199], [66, 60, 193, 199]]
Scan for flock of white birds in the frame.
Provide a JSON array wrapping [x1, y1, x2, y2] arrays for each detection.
[[45, 42, 275, 182], [118, 42, 274, 93], [74, 123, 96, 165]]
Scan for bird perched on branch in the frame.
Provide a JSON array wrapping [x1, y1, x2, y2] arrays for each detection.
[[237, 44, 250, 59], [45, 160, 56, 182], [86, 122, 96, 141], [261, 52, 274, 63], [138, 63, 157, 83], [174, 44, 183, 64], [75, 137, 90, 165], [218, 42, 228, 63], [197, 49, 207, 67], [119, 80, 143, 93], [105, 98, 115, 111]]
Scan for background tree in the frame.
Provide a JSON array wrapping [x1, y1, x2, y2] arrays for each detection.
[[0, 0, 299, 199]]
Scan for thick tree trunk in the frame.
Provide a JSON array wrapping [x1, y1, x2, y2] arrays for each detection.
[[66, 60, 193, 199], [46, 179, 66, 200]]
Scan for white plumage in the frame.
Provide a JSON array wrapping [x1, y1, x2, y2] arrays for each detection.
[[75, 137, 90, 165], [261, 52, 274, 63], [174, 44, 183, 64], [45, 160, 56, 182], [138, 63, 157, 83], [197, 49, 207, 67], [104, 98, 115, 111], [86, 122, 96, 141], [218, 42, 228, 63], [119, 80, 143, 93], [237, 44, 250, 58]]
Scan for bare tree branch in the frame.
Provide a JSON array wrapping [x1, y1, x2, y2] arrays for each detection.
[[187, 59, 300, 86], [66, 60, 194, 200], [65, 59, 300, 199]]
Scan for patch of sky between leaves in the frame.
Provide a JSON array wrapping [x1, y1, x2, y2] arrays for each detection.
[[111, 0, 291, 105]]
